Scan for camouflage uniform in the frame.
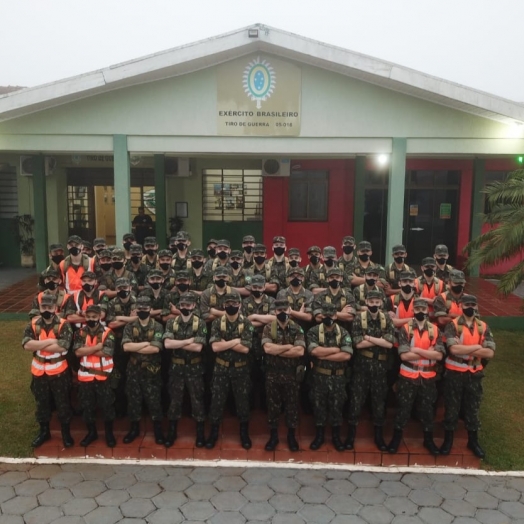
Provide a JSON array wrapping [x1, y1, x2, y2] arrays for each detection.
[[312, 287, 356, 321], [336, 236, 357, 281], [276, 285, 314, 331], [385, 244, 412, 291], [125, 246, 150, 288], [99, 269, 138, 295], [139, 286, 170, 317], [434, 245, 454, 282], [170, 231, 191, 272], [353, 284, 389, 311], [30, 289, 76, 319], [200, 283, 232, 321]]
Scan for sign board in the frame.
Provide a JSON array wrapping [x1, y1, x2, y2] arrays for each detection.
[[440, 203, 452, 219], [409, 204, 418, 216]]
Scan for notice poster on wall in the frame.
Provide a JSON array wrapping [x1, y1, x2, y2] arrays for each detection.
[[440, 203, 452, 219], [409, 204, 418, 216]]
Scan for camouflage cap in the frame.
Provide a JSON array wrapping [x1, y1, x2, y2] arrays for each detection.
[[176, 270, 190, 280], [413, 298, 428, 308], [98, 249, 112, 258], [115, 277, 130, 288], [253, 244, 267, 253], [288, 248, 301, 256], [327, 267, 344, 277], [129, 245, 142, 254], [213, 266, 231, 277], [147, 269, 163, 279], [323, 246, 337, 257], [67, 235, 82, 244], [223, 292, 241, 303], [175, 231, 190, 241], [358, 241, 372, 251], [81, 271, 97, 280], [434, 244, 449, 255], [40, 293, 57, 306], [112, 248, 126, 259], [144, 237, 157, 245], [421, 257, 437, 266], [343, 236, 355, 244], [136, 296, 151, 307], [399, 270, 416, 281], [460, 294, 477, 305], [250, 274, 266, 286], [93, 237, 106, 247], [157, 249, 173, 258], [365, 265, 380, 275], [82, 241, 92, 248], [230, 250, 243, 258], [216, 239, 230, 247], [190, 249, 205, 258], [207, 238, 218, 246], [123, 233, 135, 241], [274, 299, 290, 310], [273, 236, 286, 244], [366, 290, 383, 300], [42, 268, 60, 279], [85, 304, 102, 315], [287, 266, 305, 276], [49, 243, 64, 252], [449, 270, 466, 284], [321, 302, 337, 316], [179, 292, 198, 305], [307, 245, 321, 254], [392, 244, 406, 253], [242, 235, 255, 243]]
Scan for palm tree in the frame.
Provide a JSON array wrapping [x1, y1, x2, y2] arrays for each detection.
[[464, 169, 524, 295]]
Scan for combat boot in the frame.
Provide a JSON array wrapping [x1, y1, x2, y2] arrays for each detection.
[[61, 423, 74, 448], [345, 424, 356, 450], [374, 425, 387, 452], [195, 421, 206, 448], [240, 422, 252, 450], [287, 428, 299, 452], [387, 429, 403, 454], [80, 423, 98, 447], [440, 430, 454, 455], [153, 421, 165, 445], [123, 421, 140, 444], [164, 421, 177, 448], [104, 421, 116, 448], [31, 423, 51, 448], [205, 424, 220, 449], [265, 428, 279, 451], [423, 431, 440, 455], [467, 431, 485, 459], [331, 426, 345, 452], [310, 426, 325, 450]]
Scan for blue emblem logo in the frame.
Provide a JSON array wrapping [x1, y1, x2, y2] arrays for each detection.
[[243, 57, 276, 109]]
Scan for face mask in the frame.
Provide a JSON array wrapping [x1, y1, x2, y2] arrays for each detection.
[[289, 260, 299, 268], [149, 282, 161, 290], [112, 261, 124, 270], [359, 254, 370, 262], [159, 263, 170, 271], [309, 255, 319, 265], [423, 268, 435, 277], [86, 320, 99, 329], [176, 243, 187, 251], [343, 245, 354, 255], [368, 305, 379, 314], [45, 281, 57, 291], [180, 307, 192, 317], [41, 310, 54, 320], [436, 257, 447, 266], [322, 317, 335, 327], [215, 278, 226, 288], [463, 307, 476, 317], [394, 256, 404, 264], [208, 248, 216, 258], [366, 278, 376, 287], [51, 255, 64, 265], [130, 256, 141, 264], [401, 284, 413, 294], [230, 261, 241, 270], [117, 289, 130, 299], [146, 249, 156, 257], [177, 283, 189, 292], [137, 310, 150, 320], [217, 251, 228, 260], [244, 246, 253, 254], [290, 277, 302, 287], [273, 247, 285, 257], [325, 259, 335, 268], [123, 242, 132, 251], [451, 285, 464, 294], [276, 312, 288, 323], [252, 290, 263, 298], [192, 260, 203, 269], [414, 312, 427, 322], [69, 247, 80, 256], [82, 283, 94, 293], [328, 280, 340, 289], [169, 247, 177, 255], [101, 263, 112, 272], [254, 256, 266, 265], [225, 305, 239, 316]]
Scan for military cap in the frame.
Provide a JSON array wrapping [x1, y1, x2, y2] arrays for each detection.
[[175, 231, 190, 240], [115, 277, 130, 288], [327, 267, 344, 277], [179, 292, 198, 305], [230, 250, 243, 258], [190, 249, 205, 257], [123, 233, 135, 241], [242, 235, 255, 243], [321, 302, 337, 316], [287, 266, 305, 276], [214, 266, 231, 277], [67, 235, 82, 244], [216, 239, 230, 247], [85, 304, 102, 314], [343, 236, 355, 244], [253, 243, 267, 252], [82, 241, 92, 248], [358, 241, 372, 250], [413, 298, 429, 308], [81, 271, 97, 280], [323, 246, 337, 257], [40, 293, 57, 306], [274, 299, 289, 310], [365, 265, 380, 275], [399, 270, 416, 281], [366, 290, 383, 300], [421, 257, 437, 266], [288, 248, 301, 256], [144, 237, 157, 245], [250, 274, 266, 286], [460, 294, 477, 305], [176, 270, 190, 280], [93, 237, 106, 247], [223, 292, 241, 303], [449, 270, 466, 284], [147, 269, 163, 279], [157, 249, 173, 258], [434, 244, 449, 255], [307, 245, 321, 254], [207, 238, 218, 246], [49, 243, 64, 252], [136, 296, 151, 307], [112, 248, 126, 259], [98, 249, 112, 258], [273, 236, 286, 244], [129, 245, 142, 254], [42, 268, 60, 279], [392, 244, 406, 253]]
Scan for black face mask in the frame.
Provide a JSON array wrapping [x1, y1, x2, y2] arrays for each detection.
[[146, 249, 156, 257], [45, 281, 57, 291], [69, 247, 81, 257], [176, 243, 187, 251], [366, 278, 376, 287], [254, 256, 266, 265], [423, 268, 435, 277], [123, 242, 132, 251], [159, 263, 171, 271], [118, 290, 130, 299], [130, 256, 141, 264], [322, 317, 335, 327], [276, 312, 288, 323], [401, 284, 413, 294], [180, 308, 192, 317], [290, 277, 302, 287], [273, 247, 285, 257], [217, 251, 229, 260], [309, 256, 319, 265], [463, 307, 476, 317], [394, 256, 404, 264], [328, 280, 340, 289], [436, 257, 447, 266], [343, 245, 354, 255], [137, 310, 150, 320], [244, 246, 253, 254], [252, 290, 263, 298], [41, 310, 54, 320], [208, 248, 216, 258], [192, 260, 203, 269], [359, 253, 370, 262], [451, 285, 464, 294], [149, 282, 161, 290], [112, 261, 124, 270], [51, 255, 65, 265], [368, 305, 379, 314], [101, 263, 112, 272], [86, 320, 99, 329], [289, 260, 299, 268], [215, 279, 226, 288], [230, 261, 241, 270], [325, 259, 335, 268], [177, 283, 189, 292], [414, 312, 427, 322], [82, 283, 94, 293], [169, 246, 177, 255], [225, 305, 239, 316]]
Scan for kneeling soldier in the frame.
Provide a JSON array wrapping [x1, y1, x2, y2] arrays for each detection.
[[163, 292, 207, 448], [307, 303, 352, 452], [262, 299, 305, 452], [74, 305, 117, 447], [387, 299, 445, 455]]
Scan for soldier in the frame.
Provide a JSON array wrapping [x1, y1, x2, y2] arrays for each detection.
[[433, 269, 467, 328], [93, 237, 108, 257], [122, 296, 165, 445], [229, 250, 251, 296], [170, 231, 192, 271], [387, 299, 445, 455], [142, 237, 159, 269], [307, 302, 352, 452], [200, 266, 234, 324], [288, 248, 302, 269], [441, 295, 495, 459], [67, 271, 108, 326], [163, 292, 207, 448], [347, 290, 396, 451], [157, 249, 177, 291], [122, 233, 137, 260], [38, 243, 65, 291], [206, 292, 254, 450], [390, 270, 419, 328], [337, 236, 357, 281], [242, 235, 256, 269], [99, 248, 138, 299], [59, 235, 95, 293], [350, 241, 387, 289], [304, 246, 324, 291], [206, 238, 218, 261], [434, 244, 454, 282], [30, 269, 75, 320], [188, 249, 212, 294], [94, 248, 112, 282], [204, 239, 231, 273], [248, 244, 279, 295], [262, 299, 305, 452], [73, 304, 117, 448], [22, 293, 74, 448], [139, 270, 170, 321], [162, 270, 196, 323], [82, 241, 94, 257], [276, 267, 314, 329], [309, 246, 340, 294], [414, 257, 444, 319], [267, 236, 290, 286], [126, 244, 149, 290], [385, 244, 412, 296], [353, 266, 389, 311]]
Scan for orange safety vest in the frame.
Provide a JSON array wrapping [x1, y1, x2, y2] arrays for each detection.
[[77, 327, 114, 382], [445, 318, 486, 373], [37, 291, 71, 313], [73, 290, 104, 313], [399, 321, 438, 380], [60, 257, 94, 293], [394, 295, 415, 319], [30, 318, 68, 377], [438, 292, 462, 317], [415, 278, 442, 301]]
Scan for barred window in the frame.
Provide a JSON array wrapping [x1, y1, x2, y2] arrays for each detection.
[[288, 171, 328, 221]]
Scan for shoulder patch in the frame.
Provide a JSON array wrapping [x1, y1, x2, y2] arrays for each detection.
[[202, 327, 207, 334], [154, 332, 162, 339]]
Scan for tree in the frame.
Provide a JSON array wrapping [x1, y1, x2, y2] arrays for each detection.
[[464, 169, 524, 295]]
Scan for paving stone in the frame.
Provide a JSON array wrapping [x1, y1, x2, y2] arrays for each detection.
[[135, 467, 168, 482], [350, 472, 380, 488], [326, 494, 362, 514], [214, 476, 247, 492], [119, 519, 146, 524], [185, 483, 219, 501], [71, 480, 106, 498], [0, 472, 28, 486], [209, 511, 246, 524], [211, 491, 248, 512], [80, 465, 116, 481], [273, 515, 306, 524], [441, 499, 477, 517], [215, 467, 246, 476], [0, 486, 15, 503], [269, 493, 304, 512], [508, 478, 524, 492], [38, 487, 73, 506], [28, 465, 63, 479], [297, 486, 330, 504], [432, 480, 466, 500], [418, 507, 454, 524], [151, 491, 187, 509], [391, 517, 424, 524], [121, 498, 156, 518], [241, 484, 274, 502], [241, 469, 274, 485], [401, 473, 433, 490], [325, 471, 351, 480], [24, 506, 63, 524], [1, 495, 38, 515], [163, 466, 193, 476], [384, 496, 418, 516], [189, 467, 221, 484], [180, 501, 216, 520], [464, 490, 499, 509], [488, 485, 522, 502], [499, 501, 524, 519], [408, 489, 443, 507], [299, 504, 335, 523], [269, 477, 301, 494], [49, 472, 83, 488], [269, 468, 300, 478], [159, 475, 192, 491], [324, 479, 356, 495], [106, 474, 137, 490], [0, 516, 24, 524], [426, 474, 457, 482], [358, 505, 394, 524], [146, 508, 183, 524], [83, 506, 123, 524], [240, 501, 276, 521], [331, 517, 366, 524], [352, 487, 386, 505], [294, 471, 327, 486], [454, 476, 488, 491], [374, 473, 403, 481], [96, 489, 130, 506], [452, 519, 482, 524], [14, 478, 49, 497], [127, 482, 162, 498], [379, 481, 411, 497], [52, 517, 87, 524], [63, 498, 98, 516], [476, 509, 513, 524]]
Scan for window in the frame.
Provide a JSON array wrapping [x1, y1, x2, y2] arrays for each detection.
[[288, 171, 328, 221]]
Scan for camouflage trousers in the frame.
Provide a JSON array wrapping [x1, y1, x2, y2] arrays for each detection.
[[31, 371, 72, 424], [208, 367, 251, 424], [310, 372, 347, 427], [78, 378, 115, 423], [125, 363, 163, 422], [347, 357, 388, 426], [443, 370, 484, 431], [266, 370, 299, 429], [393, 377, 437, 432], [168, 368, 206, 422]]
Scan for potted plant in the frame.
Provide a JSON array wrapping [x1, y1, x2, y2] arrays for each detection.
[[12, 214, 35, 267]]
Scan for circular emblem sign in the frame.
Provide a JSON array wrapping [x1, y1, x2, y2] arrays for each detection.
[[243, 57, 276, 109]]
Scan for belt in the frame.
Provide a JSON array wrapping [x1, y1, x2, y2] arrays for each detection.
[[447, 354, 482, 368], [314, 366, 345, 376], [172, 357, 202, 366], [359, 349, 387, 361], [34, 354, 66, 364], [216, 357, 247, 368], [79, 365, 110, 377], [129, 356, 151, 368]]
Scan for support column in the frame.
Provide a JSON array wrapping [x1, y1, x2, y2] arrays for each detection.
[[113, 135, 131, 245], [154, 154, 167, 248], [33, 154, 48, 272], [469, 158, 485, 277], [353, 156, 366, 241], [385, 138, 407, 259]]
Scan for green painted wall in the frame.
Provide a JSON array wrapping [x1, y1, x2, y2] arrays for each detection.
[[0, 218, 21, 267]]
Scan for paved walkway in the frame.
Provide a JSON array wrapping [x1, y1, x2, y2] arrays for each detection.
[[0, 463, 523, 523]]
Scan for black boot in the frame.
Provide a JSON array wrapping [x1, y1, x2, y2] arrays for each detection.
[[123, 421, 140, 444], [331, 426, 345, 452], [265, 428, 279, 451], [287, 428, 299, 452], [423, 431, 440, 456], [164, 421, 177, 448], [240, 422, 252, 450], [374, 426, 387, 452], [310, 426, 325, 450], [195, 421, 206, 448], [61, 423, 74, 448], [153, 421, 164, 445], [31, 423, 51, 448], [467, 431, 485, 459], [104, 421, 116, 448], [80, 423, 98, 447], [205, 424, 219, 449], [440, 430, 454, 455], [345, 424, 356, 450], [387, 429, 403, 454]]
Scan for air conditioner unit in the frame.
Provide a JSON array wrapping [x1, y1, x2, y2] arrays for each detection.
[[20, 156, 56, 177], [165, 157, 192, 177], [262, 158, 291, 177]]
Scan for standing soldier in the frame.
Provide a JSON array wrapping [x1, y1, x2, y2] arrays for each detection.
[[142, 237, 159, 269], [350, 241, 387, 289], [188, 249, 212, 294], [73, 305, 117, 448], [67, 271, 108, 327], [390, 270, 419, 328], [139, 270, 170, 321], [304, 246, 325, 292], [95, 249, 113, 283], [122, 233, 137, 260], [248, 244, 279, 295], [414, 258, 444, 319], [267, 236, 290, 286], [22, 294, 74, 448], [91, 237, 108, 276], [206, 293, 254, 450], [200, 266, 234, 324], [242, 235, 256, 269], [38, 243, 65, 291], [387, 299, 445, 455], [262, 299, 305, 452], [441, 295, 495, 459], [170, 231, 192, 271], [163, 292, 207, 448], [162, 270, 196, 323], [337, 236, 357, 281], [157, 249, 177, 291], [434, 244, 454, 282], [288, 248, 302, 269], [122, 296, 165, 445], [30, 269, 75, 320], [59, 235, 95, 293], [82, 241, 94, 257], [353, 266, 389, 311], [206, 238, 218, 261], [307, 303, 352, 452], [229, 250, 251, 296], [277, 267, 314, 329], [385, 244, 411, 296], [347, 290, 396, 451], [126, 244, 149, 291], [204, 239, 231, 273], [99, 248, 138, 299], [433, 269, 467, 328]]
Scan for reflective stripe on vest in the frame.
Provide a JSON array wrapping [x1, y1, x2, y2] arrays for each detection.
[[415, 278, 441, 299], [78, 328, 114, 382], [60, 257, 94, 293], [399, 321, 437, 380], [445, 318, 486, 373], [31, 318, 68, 376]]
